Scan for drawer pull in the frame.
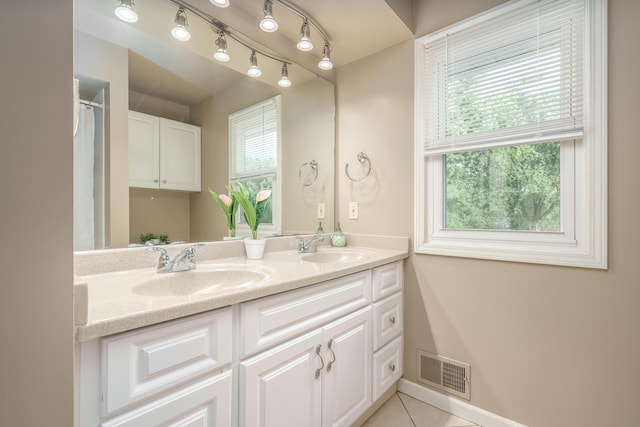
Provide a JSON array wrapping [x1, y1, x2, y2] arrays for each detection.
[[389, 363, 396, 372], [326, 339, 336, 372], [389, 316, 396, 324], [315, 345, 325, 379]]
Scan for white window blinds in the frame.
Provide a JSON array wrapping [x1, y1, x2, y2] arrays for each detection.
[[422, 0, 584, 155], [229, 96, 280, 179]]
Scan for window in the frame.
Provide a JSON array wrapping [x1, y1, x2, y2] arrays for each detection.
[[229, 96, 282, 237], [415, 0, 607, 268]]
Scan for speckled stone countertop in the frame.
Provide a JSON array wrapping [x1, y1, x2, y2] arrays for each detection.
[[74, 234, 409, 342]]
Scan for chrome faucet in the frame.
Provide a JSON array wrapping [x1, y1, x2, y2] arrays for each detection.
[[296, 235, 324, 253], [147, 243, 205, 273]]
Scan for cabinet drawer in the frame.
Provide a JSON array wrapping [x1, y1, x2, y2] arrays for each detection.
[[240, 271, 371, 358], [372, 262, 403, 301], [102, 370, 231, 427], [372, 335, 403, 401], [373, 292, 403, 350], [102, 308, 232, 415]]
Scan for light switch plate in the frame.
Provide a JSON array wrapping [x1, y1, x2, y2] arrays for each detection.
[[317, 203, 326, 220], [349, 202, 359, 219]]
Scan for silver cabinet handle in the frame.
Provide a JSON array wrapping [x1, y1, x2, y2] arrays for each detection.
[[153, 179, 159, 183], [390, 363, 396, 372], [389, 316, 396, 324], [326, 339, 336, 372], [315, 344, 325, 379], [162, 180, 167, 184]]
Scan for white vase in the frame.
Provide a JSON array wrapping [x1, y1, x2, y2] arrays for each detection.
[[244, 238, 266, 260]]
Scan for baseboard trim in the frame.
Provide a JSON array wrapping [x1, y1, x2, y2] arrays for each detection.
[[397, 379, 528, 427]]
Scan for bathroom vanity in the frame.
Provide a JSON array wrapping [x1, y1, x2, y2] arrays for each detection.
[[74, 235, 407, 426]]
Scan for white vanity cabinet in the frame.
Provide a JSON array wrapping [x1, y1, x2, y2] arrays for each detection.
[[371, 262, 404, 401], [77, 260, 404, 427], [78, 308, 232, 426], [239, 262, 403, 427], [128, 110, 201, 191]]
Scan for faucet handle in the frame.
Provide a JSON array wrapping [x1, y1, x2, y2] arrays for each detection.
[[147, 246, 170, 269]]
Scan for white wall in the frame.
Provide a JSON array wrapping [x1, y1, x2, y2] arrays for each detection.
[[0, 1, 74, 426]]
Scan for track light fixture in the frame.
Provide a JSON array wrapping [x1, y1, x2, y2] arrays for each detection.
[[296, 19, 313, 52], [247, 51, 263, 77], [209, 0, 230, 7], [318, 42, 333, 70], [260, 0, 278, 33], [278, 64, 291, 88], [114, 0, 138, 23], [213, 32, 230, 62], [171, 7, 191, 41]]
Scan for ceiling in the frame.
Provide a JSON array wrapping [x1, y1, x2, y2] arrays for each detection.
[[74, 0, 413, 104], [216, 0, 415, 69]]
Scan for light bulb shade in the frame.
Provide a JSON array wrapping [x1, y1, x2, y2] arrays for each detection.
[[171, 10, 190, 41], [260, 1, 278, 32], [115, 0, 138, 23], [214, 34, 230, 61], [210, 0, 230, 7], [278, 76, 291, 87], [172, 25, 191, 41], [247, 51, 262, 77], [297, 37, 313, 52], [278, 64, 291, 87], [214, 48, 230, 62], [297, 20, 313, 51], [318, 43, 333, 70], [248, 66, 262, 77]]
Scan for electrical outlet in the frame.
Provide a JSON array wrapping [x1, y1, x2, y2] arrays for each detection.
[[317, 203, 326, 220], [349, 202, 359, 219]]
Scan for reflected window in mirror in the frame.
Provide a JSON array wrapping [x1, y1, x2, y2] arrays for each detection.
[[229, 96, 282, 237]]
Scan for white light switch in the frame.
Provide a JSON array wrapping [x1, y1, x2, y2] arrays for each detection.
[[317, 203, 326, 220], [349, 202, 359, 219]]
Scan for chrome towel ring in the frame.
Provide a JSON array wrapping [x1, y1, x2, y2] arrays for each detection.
[[299, 160, 319, 186], [345, 152, 372, 181]]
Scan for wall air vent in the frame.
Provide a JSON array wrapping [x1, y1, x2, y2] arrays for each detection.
[[417, 350, 470, 400]]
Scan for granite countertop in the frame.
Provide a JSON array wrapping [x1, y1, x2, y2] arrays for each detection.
[[74, 234, 409, 342]]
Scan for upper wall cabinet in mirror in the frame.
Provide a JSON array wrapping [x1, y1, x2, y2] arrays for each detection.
[[73, 0, 335, 250]]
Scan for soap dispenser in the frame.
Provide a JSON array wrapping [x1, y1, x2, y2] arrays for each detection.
[[330, 223, 347, 247]]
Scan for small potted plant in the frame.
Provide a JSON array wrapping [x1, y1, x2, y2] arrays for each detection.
[[209, 187, 240, 239], [231, 183, 272, 259], [139, 233, 160, 245]]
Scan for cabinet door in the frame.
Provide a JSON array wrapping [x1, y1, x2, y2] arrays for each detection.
[[128, 111, 160, 188], [159, 118, 201, 191], [240, 329, 323, 427], [101, 370, 232, 427], [321, 306, 372, 427]]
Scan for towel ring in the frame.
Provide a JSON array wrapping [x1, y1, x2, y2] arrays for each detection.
[[299, 160, 319, 186], [345, 152, 372, 182]]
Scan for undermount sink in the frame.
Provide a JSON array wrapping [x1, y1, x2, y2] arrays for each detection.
[[301, 249, 369, 264], [132, 266, 268, 297]]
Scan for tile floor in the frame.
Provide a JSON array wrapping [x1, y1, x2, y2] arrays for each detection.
[[361, 392, 479, 427]]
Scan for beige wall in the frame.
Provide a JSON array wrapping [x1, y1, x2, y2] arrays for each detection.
[[190, 84, 279, 241], [191, 78, 335, 240], [0, 1, 74, 426], [128, 91, 193, 244], [336, 1, 640, 426], [281, 77, 336, 235]]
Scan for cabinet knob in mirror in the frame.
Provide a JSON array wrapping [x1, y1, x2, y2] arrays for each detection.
[[389, 363, 396, 372], [389, 316, 396, 324]]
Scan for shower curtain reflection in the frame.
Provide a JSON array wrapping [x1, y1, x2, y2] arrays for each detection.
[[74, 104, 96, 251]]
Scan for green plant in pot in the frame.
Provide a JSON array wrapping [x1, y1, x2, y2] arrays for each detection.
[[209, 187, 239, 238], [231, 183, 272, 240]]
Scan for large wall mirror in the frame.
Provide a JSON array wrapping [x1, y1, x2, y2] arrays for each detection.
[[73, 0, 335, 250]]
